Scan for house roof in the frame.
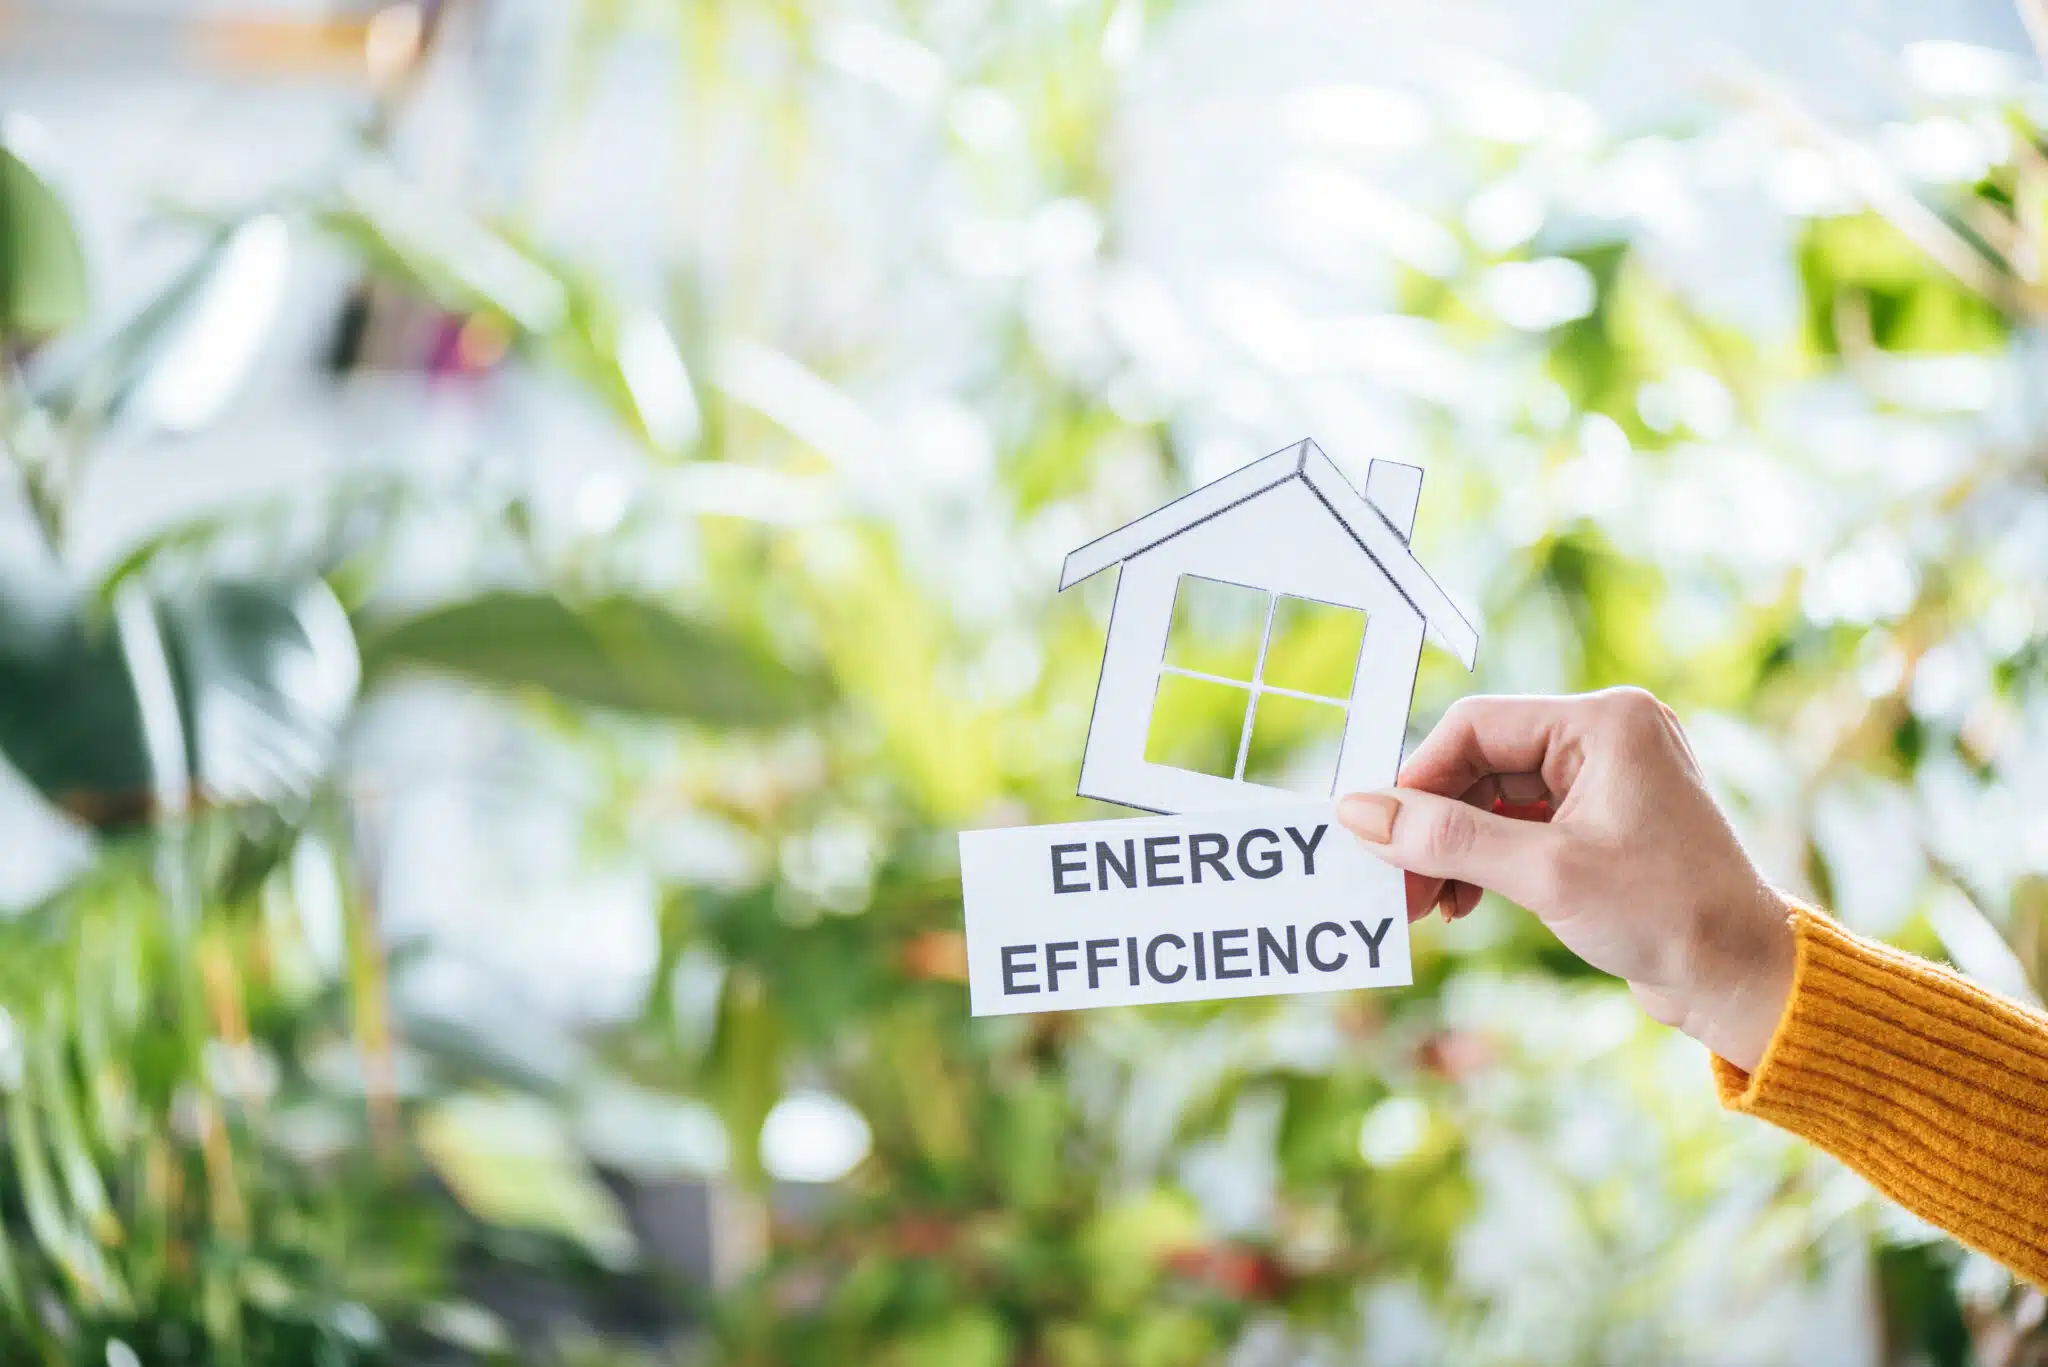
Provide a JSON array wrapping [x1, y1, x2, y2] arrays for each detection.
[[1059, 438, 1478, 670]]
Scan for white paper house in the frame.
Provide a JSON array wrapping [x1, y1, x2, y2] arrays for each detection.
[[1061, 439, 1477, 814]]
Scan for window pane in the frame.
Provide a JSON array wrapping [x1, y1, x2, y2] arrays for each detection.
[[1260, 595, 1366, 700], [1162, 575, 1268, 682], [1242, 692, 1346, 796], [1145, 673, 1251, 779]]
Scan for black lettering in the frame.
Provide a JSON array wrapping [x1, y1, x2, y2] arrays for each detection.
[[1096, 839, 1138, 890], [1286, 823, 1328, 875], [1143, 835, 1183, 886], [1045, 941, 1080, 992], [1086, 938, 1119, 989], [1146, 934, 1187, 983], [1126, 936, 1140, 986], [1188, 833, 1234, 884], [1051, 843, 1089, 894], [1237, 828, 1282, 879], [1257, 925, 1298, 976], [1306, 922, 1348, 971], [1192, 930, 1207, 980], [1001, 944, 1039, 994], [1212, 928, 1251, 979], [1350, 918, 1392, 969]]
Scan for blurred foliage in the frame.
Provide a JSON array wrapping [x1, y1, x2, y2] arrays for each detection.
[[0, 140, 88, 342], [3, 2, 2048, 1365], [358, 592, 826, 728]]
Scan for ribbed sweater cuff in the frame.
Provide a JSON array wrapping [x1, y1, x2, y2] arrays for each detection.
[[1714, 902, 2048, 1288]]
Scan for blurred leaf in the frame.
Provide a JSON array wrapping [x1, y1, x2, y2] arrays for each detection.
[[9, 1056, 125, 1309], [1876, 1241, 1972, 1367], [320, 162, 566, 335], [0, 578, 358, 827], [1520, 529, 1670, 693], [418, 1093, 635, 1266], [528, 250, 701, 457], [0, 583, 150, 824], [320, 166, 701, 455], [1544, 241, 1636, 420], [800, 536, 998, 817], [0, 140, 89, 341], [358, 590, 825, 726], [2010, 875, 2048, 1001], [1081, 1191, 1204, 1311], [30, 1026, 116, 1248], [990, 1075, 1065, 1213], [886, 1308, 1008, 1367], [32, 223, 244, 426], [864, 1008, 972, 1181], [167, 579, 361, 809], [399, 1009, 581, 1099], [705, 968, 780, 1188], [1800, 213, 2010, 356]]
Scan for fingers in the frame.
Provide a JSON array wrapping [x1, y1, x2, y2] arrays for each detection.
[[1404, 870, 1438, 921], [1401, 776, 1491, 917], [1398, 694, 1587, 800], [1495, 771, 1552, 808], [1406, 874, 1483, 923], [1339, 788, 1564, 916], [1445, 880, 1484, 919], [1399, 772, 1553, 920]]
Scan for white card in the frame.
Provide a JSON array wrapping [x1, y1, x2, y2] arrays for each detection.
[[960, 802, 1410, 1015]]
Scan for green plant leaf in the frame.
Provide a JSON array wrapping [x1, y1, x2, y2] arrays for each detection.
[[164, 579, 360, 808], [0, 578, 359, 827], [0, 141, 88, 341], [29, 226, 239, 426], [357, 591, 826, 726], [888, 1308, 1008, 1367], [417, 1093, 636, 1267], [318, 162, 567, 336], [705, 967, 780, 1189], [0, 583, 151, 825], [319, 168, 699, 456]]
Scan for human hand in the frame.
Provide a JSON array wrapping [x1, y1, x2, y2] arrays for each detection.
[[1336, 688, 1795, 1072]]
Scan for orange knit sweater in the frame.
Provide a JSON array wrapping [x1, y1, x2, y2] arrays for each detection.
[[1713, 903, 2048, 1288]]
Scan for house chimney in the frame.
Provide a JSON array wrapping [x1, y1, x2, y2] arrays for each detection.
[[1364, 460, 1422, 543]]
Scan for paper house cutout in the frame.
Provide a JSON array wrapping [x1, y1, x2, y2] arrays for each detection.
[[1060, 438, 1477, 814]]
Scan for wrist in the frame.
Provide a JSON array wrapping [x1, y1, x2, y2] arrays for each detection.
[[1676, 883, 1797, 1073]]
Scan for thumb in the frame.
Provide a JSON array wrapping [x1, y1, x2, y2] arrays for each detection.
[[1338, 789, 1562, 914]]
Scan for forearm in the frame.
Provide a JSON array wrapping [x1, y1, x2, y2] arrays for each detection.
[[1713, 902, 2048, 1289]]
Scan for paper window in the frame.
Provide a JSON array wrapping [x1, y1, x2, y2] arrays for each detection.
[[1143, 575, 1365, 795]]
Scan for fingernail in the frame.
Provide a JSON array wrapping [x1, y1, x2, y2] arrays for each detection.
[[1438, 886, 1458, 923], [1338, 792, 1399, 844]]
